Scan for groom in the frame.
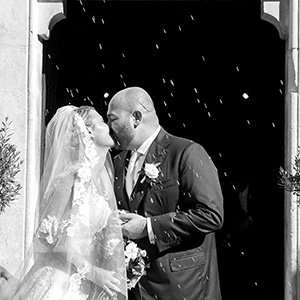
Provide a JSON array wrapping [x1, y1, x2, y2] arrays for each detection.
[[107, 87, 224, 300]]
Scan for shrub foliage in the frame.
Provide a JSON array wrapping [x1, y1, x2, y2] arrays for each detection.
[[0, 117, 23, 213]]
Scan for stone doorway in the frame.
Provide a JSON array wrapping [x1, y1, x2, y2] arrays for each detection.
[[43, 1, 285, 299]]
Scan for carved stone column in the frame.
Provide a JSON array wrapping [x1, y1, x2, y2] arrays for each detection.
[[262, 1, 299, 299], [23, 0, 65, 253]]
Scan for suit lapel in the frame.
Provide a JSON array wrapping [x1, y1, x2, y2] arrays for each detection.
[[128, 128, 170, 212]]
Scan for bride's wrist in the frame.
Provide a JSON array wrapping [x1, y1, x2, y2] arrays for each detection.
[[87, 265, 96, 281]]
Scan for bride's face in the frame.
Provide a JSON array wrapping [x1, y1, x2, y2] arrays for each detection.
[[86, 110, 114, 148]]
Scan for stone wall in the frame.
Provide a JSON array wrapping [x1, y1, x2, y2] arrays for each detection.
[[0, 0, 28, 273]]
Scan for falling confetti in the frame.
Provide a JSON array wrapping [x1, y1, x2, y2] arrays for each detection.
[[190, 15, 194, 20], [194, 88, 198, 93], [92, 16, 96, 23], [236, 66, 239, 72], [163, 29, 166, 34], [219, 99, 223, 104], [178, 25, 182, 31], [99, 44, 102, 50], [85, 96, 93, 105], [155, 44, 159, 49], [104, 93, 109, 98], [170, 79, 174, 86], [242, 93, 249, 99]]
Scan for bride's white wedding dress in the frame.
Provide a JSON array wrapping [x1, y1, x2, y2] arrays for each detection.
[[1, 106, 127, 300], [13, 181, 115, 300]]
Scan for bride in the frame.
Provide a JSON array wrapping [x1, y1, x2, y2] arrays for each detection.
[[0, 105, 127, 300]]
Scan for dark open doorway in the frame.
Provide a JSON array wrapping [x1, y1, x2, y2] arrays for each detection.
[[43, 1, 285, 299]]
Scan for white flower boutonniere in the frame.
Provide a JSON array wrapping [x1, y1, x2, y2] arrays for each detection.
[[144, 163, 160, 179], [140, 162, 161, 184]]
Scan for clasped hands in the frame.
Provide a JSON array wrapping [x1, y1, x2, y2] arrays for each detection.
[[90, 210, 147, 296], [118, 210, 148, 240]]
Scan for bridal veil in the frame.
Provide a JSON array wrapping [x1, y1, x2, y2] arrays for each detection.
[[1, 105, 127, 300]]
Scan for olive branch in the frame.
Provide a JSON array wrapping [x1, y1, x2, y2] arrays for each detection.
[[0, 117, 23, 213]]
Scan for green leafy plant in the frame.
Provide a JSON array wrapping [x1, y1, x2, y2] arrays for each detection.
[[0, 117, 23, 213], [279, 148, 300, 198]]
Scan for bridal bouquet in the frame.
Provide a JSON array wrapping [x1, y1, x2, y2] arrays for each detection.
[[124, 238, 150, 289]]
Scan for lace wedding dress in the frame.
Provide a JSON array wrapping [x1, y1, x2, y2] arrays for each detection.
[[1, 106, 127, 300]]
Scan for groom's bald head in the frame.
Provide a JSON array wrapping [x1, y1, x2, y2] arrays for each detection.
[[109, 87, 155, 114], [107, 87, 160, 150]]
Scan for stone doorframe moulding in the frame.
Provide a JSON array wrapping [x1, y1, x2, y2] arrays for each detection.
[[262, 1, 300, 300], [31, 0, 293, 299], [25, 0, 66, 258]]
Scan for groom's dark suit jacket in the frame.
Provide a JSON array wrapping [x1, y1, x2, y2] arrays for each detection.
[[113, 128, 224, 300]]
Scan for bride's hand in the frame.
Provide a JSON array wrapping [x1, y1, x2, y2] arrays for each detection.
[[117, 209, 129, 225], [88, 266, 121, 297], [107, 210, 123, 228], [0, 267, 18, 300]]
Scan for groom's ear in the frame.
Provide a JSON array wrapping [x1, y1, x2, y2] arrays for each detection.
[[132, 111, 142, 128]]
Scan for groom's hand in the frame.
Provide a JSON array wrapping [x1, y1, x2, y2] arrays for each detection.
[[119, 213, 147, 240]]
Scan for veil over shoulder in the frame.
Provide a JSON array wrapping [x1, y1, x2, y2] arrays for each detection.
[[1, 106, 127, 300]]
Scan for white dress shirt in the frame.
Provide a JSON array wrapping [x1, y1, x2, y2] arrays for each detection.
[[132, 125, 161, 244]]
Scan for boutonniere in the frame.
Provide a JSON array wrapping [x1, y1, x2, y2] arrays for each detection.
[[140, 162, 161, 185]]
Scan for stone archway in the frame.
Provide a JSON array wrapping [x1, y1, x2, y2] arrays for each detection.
[[36, 0, 294, 299]]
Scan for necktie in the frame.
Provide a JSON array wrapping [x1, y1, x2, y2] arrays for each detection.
[[126, 151, 141, 196]]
